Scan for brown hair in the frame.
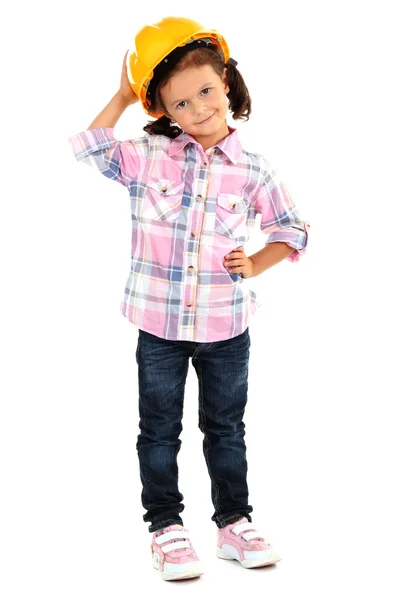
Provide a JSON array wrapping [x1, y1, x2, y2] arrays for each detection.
[[143, 46, 252, 139]]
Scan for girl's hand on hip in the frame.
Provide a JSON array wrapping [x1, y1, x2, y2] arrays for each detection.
[[224, 246, 254, 279]]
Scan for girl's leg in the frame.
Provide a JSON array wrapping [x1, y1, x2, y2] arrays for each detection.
[[136, 329, 191, 533], [191, 327, 254, 528]]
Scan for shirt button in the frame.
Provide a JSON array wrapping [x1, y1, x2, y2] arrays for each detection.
[[191, 231, 196, 237], [186, 302, 192, 308], [188, 266, 195, 272], [201, 162, 208, 168], [197, 194, 203, 200]]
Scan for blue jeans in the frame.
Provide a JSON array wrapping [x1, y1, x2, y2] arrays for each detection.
[[135, 327, 254, 533]]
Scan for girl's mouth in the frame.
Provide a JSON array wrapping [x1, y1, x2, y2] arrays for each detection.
[[198, 112, 215, 124]]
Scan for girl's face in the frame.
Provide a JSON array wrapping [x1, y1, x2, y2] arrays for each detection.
[[160, 64, 230, 143]]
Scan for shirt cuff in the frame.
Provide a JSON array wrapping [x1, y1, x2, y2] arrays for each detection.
[[265, 221, 310, 263], [68, 127, 117, 160]]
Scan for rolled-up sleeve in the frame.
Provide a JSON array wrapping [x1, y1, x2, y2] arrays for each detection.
[[67, 127, 148, 187], [253, 160, 310, 263]]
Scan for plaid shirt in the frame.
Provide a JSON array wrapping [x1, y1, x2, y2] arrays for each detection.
[[68, 126, 309, 342]]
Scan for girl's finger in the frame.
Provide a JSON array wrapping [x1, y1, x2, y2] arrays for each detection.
[[228, 251, 244, 259]]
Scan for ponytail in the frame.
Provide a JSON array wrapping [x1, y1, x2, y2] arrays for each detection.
[[225, 60, 252, 121], [143, 115, 182, 139]]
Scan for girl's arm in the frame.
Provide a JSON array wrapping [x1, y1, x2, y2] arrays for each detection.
[[87, 91, 136, 129], [68, 51, 146, 187], [248, 242, 297, 277], [88, 51, 139, 129]]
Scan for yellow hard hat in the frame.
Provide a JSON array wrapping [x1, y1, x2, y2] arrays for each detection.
[[126, 16, 230, 118]]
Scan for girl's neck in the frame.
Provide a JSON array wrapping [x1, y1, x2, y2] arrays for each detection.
[[188, 121, 231, 152]]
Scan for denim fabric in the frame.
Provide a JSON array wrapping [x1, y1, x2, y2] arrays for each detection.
[[135, 327, 254, 533]]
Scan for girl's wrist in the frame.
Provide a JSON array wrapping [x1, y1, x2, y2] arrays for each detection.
[[116, 90, 138, 107]]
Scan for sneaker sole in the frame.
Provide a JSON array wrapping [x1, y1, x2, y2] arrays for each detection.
[[159, 569, 203, 581], [216, 546, 281, 568], [153, 556, 203, 581]]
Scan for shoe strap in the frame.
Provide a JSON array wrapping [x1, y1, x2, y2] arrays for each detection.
[[242, 531, 265, 541], [161, 540, 191, 553], [232, 522, 265, 541], [156, 530, 190, 545], [232, 522, 256, 535]]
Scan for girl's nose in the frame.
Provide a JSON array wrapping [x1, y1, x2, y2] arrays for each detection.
[[193, 100, 207, 115]]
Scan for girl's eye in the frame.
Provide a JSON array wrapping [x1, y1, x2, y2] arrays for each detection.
[[176, 88, 212, 109]]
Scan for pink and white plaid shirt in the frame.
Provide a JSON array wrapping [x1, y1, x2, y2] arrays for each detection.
[[68, 126, 309, 342]]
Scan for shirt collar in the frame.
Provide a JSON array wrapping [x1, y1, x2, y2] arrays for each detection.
[[168, 126, 242, 164]]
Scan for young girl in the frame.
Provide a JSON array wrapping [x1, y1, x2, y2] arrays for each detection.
[[68, 16, 309, 581]]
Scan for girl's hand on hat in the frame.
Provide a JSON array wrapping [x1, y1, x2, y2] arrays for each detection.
[[118, 51, 139, 105], [224, 246, 254, 279]]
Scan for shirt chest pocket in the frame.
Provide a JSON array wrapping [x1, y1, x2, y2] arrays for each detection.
[[215, 193, 250, 241], [143, 179, 185, 222]]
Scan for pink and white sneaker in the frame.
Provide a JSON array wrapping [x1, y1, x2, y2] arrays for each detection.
[[217, 517, 281, 568], [151, 524, 203, 581]]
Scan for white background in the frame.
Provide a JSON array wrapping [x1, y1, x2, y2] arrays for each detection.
[[1, 0, 400, 598]]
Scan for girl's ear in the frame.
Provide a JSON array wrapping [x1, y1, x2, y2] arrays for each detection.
[[223, 67, 230, 94]]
